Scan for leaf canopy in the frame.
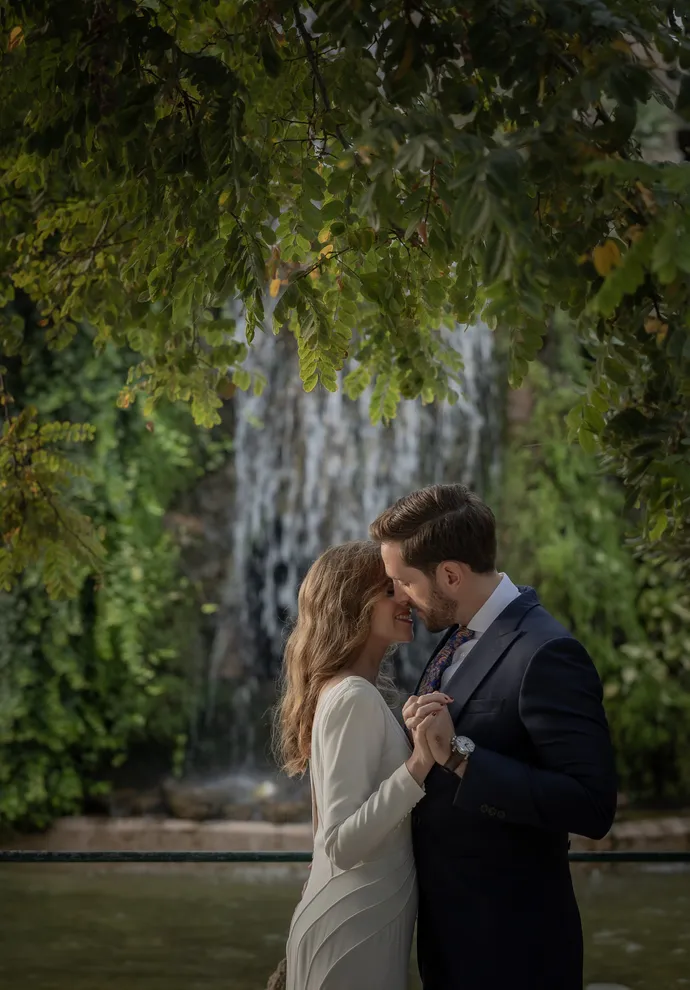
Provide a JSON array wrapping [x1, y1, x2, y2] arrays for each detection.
[[2, 0, 690, 587]]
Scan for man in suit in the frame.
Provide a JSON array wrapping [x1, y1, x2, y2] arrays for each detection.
[[370, 483, 617, 990]]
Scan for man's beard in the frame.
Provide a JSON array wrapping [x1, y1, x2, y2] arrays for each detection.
[[416, 585, 457, 633]]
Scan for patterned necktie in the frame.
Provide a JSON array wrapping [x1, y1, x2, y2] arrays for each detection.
[[418, 625, 475, 695]]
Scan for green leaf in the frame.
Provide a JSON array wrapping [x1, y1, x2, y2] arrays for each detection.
[[260, 34, 282, 78], [578, 428, 599, 456], [320, 200, 344, 221], [649, 512, 669, 541]]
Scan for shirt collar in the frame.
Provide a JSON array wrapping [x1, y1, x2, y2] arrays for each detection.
[[466, 573, 521, 636]]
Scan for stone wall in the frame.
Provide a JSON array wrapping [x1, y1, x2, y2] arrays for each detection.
[[2, 813, 689, 855]]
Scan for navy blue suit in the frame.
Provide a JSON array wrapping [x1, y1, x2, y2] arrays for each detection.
[[412, 587, 617, 990]]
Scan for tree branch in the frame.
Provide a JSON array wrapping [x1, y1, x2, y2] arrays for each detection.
[[292, 4, 351, 151], [424, 159, 436, 224]]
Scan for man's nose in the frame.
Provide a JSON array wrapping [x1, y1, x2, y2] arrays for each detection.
[[393, 585, 411, 605]]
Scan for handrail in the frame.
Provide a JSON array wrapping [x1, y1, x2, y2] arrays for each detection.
[[1, 850, 689, 864]]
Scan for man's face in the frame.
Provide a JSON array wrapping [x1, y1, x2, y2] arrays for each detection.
[[380, 542, 458, 633]]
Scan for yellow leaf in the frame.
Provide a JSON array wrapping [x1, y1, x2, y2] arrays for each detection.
[[8, 26, 23, 51], [269, 278, 282, 298], [218, 190, 230, 206], [309, 269, 320, 281], [319, 243, 334, 259], [592, 240, 621, 277], [318, 227, 331, 244], [625, 224, 644, 243], [611, 39, 631, 55], [644, 315, 668, 341], [354, 144, 373, 165], [636, 182, 657, 214]]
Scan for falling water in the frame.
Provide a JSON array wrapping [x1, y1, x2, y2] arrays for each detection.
[[194, 317, 501, 773]]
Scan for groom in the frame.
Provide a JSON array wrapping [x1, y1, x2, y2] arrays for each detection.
[[370, 484, 617, 990]]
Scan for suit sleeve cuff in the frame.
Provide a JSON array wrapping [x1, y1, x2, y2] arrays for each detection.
[[451, 745, 518, 822]]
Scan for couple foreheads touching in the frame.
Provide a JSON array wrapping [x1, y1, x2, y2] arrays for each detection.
[[273, 483, 617, 990]]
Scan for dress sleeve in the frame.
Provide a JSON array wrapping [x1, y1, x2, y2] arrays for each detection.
[[317, 682, 425, 871]]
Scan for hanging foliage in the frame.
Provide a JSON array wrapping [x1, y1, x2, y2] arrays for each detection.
[[1, 1, 689, 593]]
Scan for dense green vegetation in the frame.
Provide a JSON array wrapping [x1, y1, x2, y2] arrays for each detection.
[[1, 1, 690, 600], [3, 326, 688, 830], [1, 0, 689, 827], [0, 324, 228, 828], [497, 341, 690, 804]]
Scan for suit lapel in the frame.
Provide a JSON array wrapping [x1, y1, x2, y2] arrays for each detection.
[[444, 586, 540, 720]]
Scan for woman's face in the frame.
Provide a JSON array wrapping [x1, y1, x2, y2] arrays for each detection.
[[369, 581, 414, 645]]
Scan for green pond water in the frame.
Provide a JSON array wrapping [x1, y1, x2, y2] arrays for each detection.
[[0, 863, 688, 990]]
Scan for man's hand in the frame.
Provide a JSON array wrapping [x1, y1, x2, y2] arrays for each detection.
[[403, 693, 455, 766], [423, 703, 455, 766]]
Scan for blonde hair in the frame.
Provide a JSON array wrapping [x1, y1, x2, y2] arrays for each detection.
[[274, 541, 397, 777]]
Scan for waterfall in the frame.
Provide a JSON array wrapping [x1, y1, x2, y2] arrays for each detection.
[[205, 321, 501, 706], [182, 318, 501, 772]]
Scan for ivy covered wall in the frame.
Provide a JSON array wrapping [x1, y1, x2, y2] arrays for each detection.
[[496, 342, 690, 804], [0, 323, 229, 828]]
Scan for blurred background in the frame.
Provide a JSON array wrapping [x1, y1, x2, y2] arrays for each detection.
[[2, 312, 689, 829]]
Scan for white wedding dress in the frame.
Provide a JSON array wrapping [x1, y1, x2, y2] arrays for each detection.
[[286, 675, 426, 990]]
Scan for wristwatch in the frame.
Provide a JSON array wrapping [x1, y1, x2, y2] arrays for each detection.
[[443, 735, 475, 774]]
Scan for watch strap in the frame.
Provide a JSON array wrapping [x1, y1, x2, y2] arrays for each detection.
[[443, 747, 466, 773]]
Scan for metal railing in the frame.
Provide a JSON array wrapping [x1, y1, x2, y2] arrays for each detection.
[[1, 850, 689, 864]]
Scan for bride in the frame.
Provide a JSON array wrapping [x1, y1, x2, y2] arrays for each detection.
[[274, 541, 448, 990]]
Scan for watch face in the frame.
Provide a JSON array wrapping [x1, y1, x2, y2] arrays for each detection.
[[455, 735, 475, 756]]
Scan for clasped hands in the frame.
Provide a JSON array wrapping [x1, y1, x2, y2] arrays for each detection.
[[403, 691, 466, 778]]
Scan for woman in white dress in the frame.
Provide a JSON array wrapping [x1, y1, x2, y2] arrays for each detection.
[[274, 541, 448, 990]]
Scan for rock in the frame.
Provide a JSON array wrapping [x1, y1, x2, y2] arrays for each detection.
[[260, 800, 311, 825], [108, 788, 164, 818], [162, 780, 223, 820], [253, 780, 279, 801], [220, 803, 255, 821], [161, 771, 311, 822]]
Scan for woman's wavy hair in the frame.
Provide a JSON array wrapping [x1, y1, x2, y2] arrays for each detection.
[[273, 541, 397, 777]]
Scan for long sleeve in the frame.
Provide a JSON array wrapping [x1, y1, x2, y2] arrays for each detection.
[[453, 637, 618, 839], [316, 682, 425, 871]]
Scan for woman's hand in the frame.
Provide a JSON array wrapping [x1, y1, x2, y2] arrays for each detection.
[[403, 692, 453, 731], [404, 692, 453, 785]]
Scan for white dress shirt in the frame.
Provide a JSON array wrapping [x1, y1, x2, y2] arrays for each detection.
[[440, 573, 521, 691]]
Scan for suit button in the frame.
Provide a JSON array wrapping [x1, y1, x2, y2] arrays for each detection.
[[497, 810, 505, 820], [488, 807, 496, 816], [480, 804, 488, 814]]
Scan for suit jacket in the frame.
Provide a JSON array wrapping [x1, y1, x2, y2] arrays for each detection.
[[411, 586, 617, 990]]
